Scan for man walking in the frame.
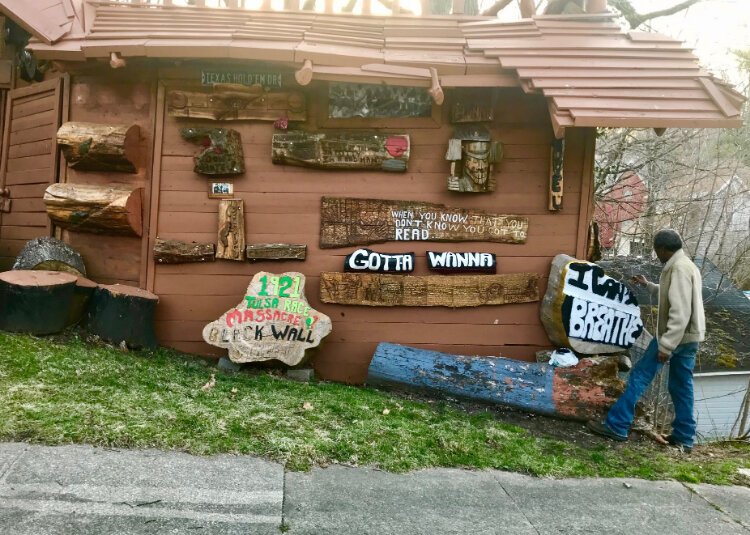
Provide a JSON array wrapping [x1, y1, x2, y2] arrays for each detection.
[[587, 229, 705, 451]]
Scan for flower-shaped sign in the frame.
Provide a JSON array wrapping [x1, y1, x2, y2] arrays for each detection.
[[202, 272, 332, 366]]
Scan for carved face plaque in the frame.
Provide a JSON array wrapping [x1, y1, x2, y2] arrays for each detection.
[[463, 141, 490, 189], [202, 272, 332, 365]]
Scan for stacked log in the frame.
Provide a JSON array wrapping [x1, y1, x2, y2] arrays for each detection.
[[57, 122, 139, 173]]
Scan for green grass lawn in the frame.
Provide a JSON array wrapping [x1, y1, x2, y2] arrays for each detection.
[[0, 330, 748, 484]]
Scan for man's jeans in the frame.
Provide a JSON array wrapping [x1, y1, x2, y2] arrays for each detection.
[[604, 338, 699, 447]]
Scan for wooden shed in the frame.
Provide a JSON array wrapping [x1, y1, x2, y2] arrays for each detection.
[[0, 0, 744, 383]]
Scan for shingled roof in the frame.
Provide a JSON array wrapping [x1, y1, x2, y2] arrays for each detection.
[[11, 1, 746, 131]]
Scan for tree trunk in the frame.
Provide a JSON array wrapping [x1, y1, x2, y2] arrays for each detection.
[[44, 183, 143, 237], [154, 238, 216, 264], [216, 199, 245, 261], [0, 270, 77, 334], [368, 343, 625, 421], [84, 284, 159, 349], [66, 276, 97, 327], [57, 122, 139, 173], [12, 236, 87, 277]]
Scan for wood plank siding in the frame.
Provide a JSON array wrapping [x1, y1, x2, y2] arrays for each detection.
[[148, 79, 593, 383]]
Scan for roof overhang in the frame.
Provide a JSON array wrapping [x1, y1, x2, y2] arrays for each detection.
[[22, 2, 746, 132]]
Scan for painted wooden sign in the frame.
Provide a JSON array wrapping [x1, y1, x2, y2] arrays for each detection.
[[368, 343, 624, 422], [167, 86, 306, 122], [320, 197, 528, 248], [181, 127, 245, 176], [201, 70, 283, 89], [549, 137, 565, 211], [328, 83, 432, 119], [320, 272, 539, 307], [541, 254, 644, 354], [272, 132, 410, 173], [203, 272, 332, 366], [426, 251, 496, 274], [344, 248, 415, 274], [216, 199, 245, 261]]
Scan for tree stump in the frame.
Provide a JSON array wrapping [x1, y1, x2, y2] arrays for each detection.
[[0, 270, 77, 334], [66, 277, 98, 326], [44, 183, 143, 236], [84, 284, 159, 349], [13, 236, 86, 276], [56, 122, 139, 173]]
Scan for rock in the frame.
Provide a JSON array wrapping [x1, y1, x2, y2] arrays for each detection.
[[286, 368, 315, 382], [218, 356, 242, 373]]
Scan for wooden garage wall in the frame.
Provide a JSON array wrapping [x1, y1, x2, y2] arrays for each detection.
[[59, 73, 156, 286], [149, 76, 594, 383]]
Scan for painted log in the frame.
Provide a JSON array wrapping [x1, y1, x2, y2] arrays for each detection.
[[0, 270, 77, 335], [202, 272, 332, 366], [548, 137, 565, 211], [154, 238, 216, 264], [216, 199, 245, 261], [272, 132, 410, 173], [167, 86, 306, 122], [344, 248, 415, 273], [56, 122, 139, 173], [44, 183, 143, 237], [426, 251, 496, 274], [180, 127, 245, 176], [320, 272, 539, 307], [246, 244, 307, 262], [84, 284, 159, 349], [320, 197, 527, 248], [12, 236, 86, 277], [368, 343, 625, 421], [66, 276, 97, 327], [541, 254, 643, 354]]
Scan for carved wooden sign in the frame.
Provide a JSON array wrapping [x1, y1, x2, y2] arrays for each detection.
[[328, 83, 432, 119], [446, 125, 503, 193], [549, 138, 565, 211], [201, 71, 283, 89], [320, 272, 539, 307], [344, 248, 415, 273], [426, 251, 496, 274], [167, 85, 306, 121], [320, 197, 528, 249], [272, 132, 410, 173], [181, 127, 245, 176], [541, 254, 644, 354], [216, 199, 245, 261], [203, 272, 332, 365]]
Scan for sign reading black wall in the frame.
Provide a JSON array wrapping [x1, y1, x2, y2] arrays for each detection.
[[427, 251, 497, 274], [344, 248, 415, 273]]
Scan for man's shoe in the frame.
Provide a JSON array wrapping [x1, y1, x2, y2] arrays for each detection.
[[587, 420, 628, 442], [664, 434, 693, 453]]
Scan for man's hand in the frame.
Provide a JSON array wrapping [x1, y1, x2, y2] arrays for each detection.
[[630, 275, 649, 286], [658, 351, 670, 363]]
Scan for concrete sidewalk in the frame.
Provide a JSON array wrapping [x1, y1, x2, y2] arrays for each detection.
[[1, 443, 748, 535]]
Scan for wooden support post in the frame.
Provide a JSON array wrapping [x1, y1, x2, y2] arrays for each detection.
[[109, 52, 126, 69], [320, 272, 539, 307], [246, 243, 307, 261], [57, 122, 139, 173], [44, 183, 143, 237], [368, 343, 625, 422], [84, 284, 159, 349], [0, 270, 77, 335], [295, 59, 314, 86], [216, 199, 245, 261], [428, 68, 444, 106], [154, 238, 216, 264]]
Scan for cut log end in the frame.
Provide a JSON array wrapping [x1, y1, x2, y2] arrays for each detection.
[[0, 269, 78, 287]]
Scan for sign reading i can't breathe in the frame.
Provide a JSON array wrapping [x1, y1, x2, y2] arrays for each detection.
[[541, 254, 644, 354], [202, 272, 332, 366]]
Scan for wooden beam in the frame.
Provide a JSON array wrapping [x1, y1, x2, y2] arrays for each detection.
[[320, 272, 539, 307], [295, 59, 314, 86], [428, 67, 444, 105]]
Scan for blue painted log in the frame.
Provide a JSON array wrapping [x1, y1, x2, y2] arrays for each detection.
[[367, 343, 624, 421]]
